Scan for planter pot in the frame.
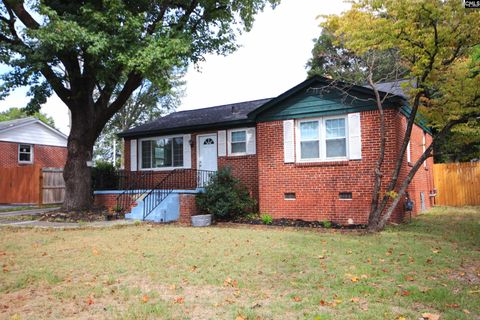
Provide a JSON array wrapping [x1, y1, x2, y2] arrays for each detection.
[[191, 214, 212, 227]]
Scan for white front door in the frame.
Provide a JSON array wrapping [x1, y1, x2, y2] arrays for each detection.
[[198, 134, 218, 172]]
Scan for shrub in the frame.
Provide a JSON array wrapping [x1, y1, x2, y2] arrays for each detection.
[[92, 160, 119, 190], [260, 214, 273, 225], [322, 220, 332, 228], [196, 167, 256, 220]]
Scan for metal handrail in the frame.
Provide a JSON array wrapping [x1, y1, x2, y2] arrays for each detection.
[[142, 169, 215, 221], [115, 171, 155, 213]]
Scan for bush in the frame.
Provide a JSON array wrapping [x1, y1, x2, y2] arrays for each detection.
[[260, 214, 273, 225], [92, 160, 120, 190], [196, 167, 256, 220], [322, 220, 332, 228]]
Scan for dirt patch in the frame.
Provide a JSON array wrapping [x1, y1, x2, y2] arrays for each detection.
[[39, 208, 123, 223], [450, 263, 480, 285]]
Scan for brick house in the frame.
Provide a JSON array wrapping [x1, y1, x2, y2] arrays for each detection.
[[0, 117, 68, 168], [100, 77, 434, 224]]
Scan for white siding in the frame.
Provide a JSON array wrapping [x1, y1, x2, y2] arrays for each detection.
[[0, 122, 67, 147]]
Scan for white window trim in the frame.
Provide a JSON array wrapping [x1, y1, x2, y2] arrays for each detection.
[[295, 115, 349, 163], [138, 134, 186, 171], [18, 144, 33, 164], [228, 128, 248, 156]]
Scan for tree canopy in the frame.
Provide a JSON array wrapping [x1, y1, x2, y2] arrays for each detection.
[[0, 107, 56, 127], [0, 0, 279, 210], [321, 0, 480, 230]]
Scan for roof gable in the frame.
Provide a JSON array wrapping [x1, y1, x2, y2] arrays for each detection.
[[0, 117, 67, 147], [249, 76, 405, 121]]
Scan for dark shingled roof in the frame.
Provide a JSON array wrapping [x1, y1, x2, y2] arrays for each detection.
[[119, 98, 272, 137], [120, 77, 413, 138], [364, 79, 412, 99]]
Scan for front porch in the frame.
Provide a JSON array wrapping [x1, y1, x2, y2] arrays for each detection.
[[93, 169, 214, 223]]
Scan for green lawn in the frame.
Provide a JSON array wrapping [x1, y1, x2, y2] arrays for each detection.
[[0, 207, 479, 320]]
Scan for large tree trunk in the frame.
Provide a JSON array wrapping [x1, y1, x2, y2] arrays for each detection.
[[62, 110, 97, 211]]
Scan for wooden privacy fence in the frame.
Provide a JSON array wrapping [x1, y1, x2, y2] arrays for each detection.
[[0, 166, 65, 205], [433, 162, 480, 206], [41, 168, 65, 204]]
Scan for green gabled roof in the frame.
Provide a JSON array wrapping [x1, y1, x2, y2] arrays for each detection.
[[248, 76, 431, 134]]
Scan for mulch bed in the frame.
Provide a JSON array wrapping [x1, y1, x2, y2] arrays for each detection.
[[225, 217, 367, 230], [39, 208, 123, 223]]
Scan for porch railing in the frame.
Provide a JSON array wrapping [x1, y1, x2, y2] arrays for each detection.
[[142, 169, 215, 221], [115, 171, 156, 213]]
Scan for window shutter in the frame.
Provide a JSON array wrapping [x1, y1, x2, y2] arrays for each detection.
[[348, 113, 362, 160], [218, 130, 226, 156], [130, 139, 137, 171], [246, 127, 256, 155], [283, 120, 295, 163], [183, 134, 191, 168], [406, 141, 411, 163]]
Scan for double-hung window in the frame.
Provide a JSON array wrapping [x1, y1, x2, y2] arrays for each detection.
[[298, 116, 348, 161], [18, 144, 33, 164], [325, 118, 347, 158], [141, 136, 183, 169], [230, 130, 247, 155]]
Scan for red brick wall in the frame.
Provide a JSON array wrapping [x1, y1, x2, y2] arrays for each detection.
[[179, 194, 198, 224], [123, 132, 258, 199], [397, 115, 435, 217], [218, 155, 259, 201], [257, 110, 410, 225], [0, 141, 67, 168], [94, 193, 117, 209], [121, 110, 434, 225]]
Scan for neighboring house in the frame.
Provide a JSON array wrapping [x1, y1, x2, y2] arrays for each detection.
[[0, 117, 68, 168], [99, 76, 434, 224]]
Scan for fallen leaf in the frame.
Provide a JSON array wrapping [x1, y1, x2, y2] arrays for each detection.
[[142, 295, 149, 303], [86, 297, 94, 305], [350, 297, 360, 303], [401, 290, 410, 296], [405, 275, 415, 281], [236, 315, 246, 320], [350, 277, 359, 282], [292, 296, 302, 302], [174, 297, 184, 304], [463, 309, 470, 314], [92, 247, 100, 256], [445, 303, 459, 308], [223, 277, 238, 287], [422, 313, 440, 320]]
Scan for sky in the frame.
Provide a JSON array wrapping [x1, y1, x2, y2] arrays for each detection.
[[0, 0, 351, 135]]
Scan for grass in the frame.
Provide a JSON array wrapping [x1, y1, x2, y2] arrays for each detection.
[[0, 206, 479, 320]]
